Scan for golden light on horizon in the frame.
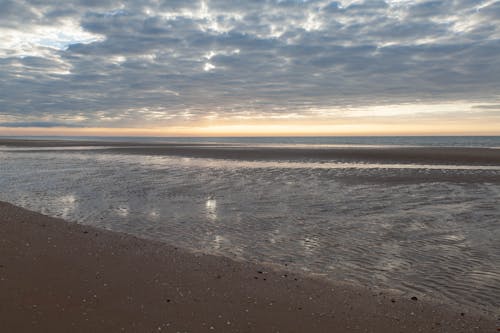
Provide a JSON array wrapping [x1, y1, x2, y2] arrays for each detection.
[[2, 118, 500, 137], [2, 102, 499, 137]]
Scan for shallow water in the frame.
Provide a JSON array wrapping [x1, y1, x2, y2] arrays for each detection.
[[1, 147, 499, 313]]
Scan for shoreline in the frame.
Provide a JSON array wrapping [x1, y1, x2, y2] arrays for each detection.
[[0, 201, 495, 332], [2, 138, 500, 165]]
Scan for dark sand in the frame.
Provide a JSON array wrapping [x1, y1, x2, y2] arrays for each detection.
[[0, 201, 496, 332], [2, 138, 500, 165]]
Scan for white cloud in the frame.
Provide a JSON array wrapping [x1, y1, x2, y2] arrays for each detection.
[[0, 20, 104, 58], [203, 62, 216, 71]]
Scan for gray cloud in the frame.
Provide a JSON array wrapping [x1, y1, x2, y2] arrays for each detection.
[[0, 0, 499, 128], [0, 121, 85, 128]]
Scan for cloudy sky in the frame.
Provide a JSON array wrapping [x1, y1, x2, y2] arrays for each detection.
[[1, 0, 499, 136]]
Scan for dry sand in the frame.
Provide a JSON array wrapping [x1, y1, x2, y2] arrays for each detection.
[[0, 201, 496, 332]]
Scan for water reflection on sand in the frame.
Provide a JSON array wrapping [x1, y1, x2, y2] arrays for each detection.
[[206, 197, 217, 221], [0, 150, 499, 314]]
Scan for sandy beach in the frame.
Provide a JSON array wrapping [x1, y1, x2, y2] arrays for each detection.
[[0, 201, 495, 332]]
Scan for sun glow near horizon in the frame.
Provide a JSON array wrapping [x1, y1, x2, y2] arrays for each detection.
[[2, 120, 500, 137], [2, 102, 500, 137]]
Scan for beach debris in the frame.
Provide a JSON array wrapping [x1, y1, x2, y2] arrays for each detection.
[[411, 296, 418, 301]]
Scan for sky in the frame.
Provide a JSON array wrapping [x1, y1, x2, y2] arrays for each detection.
[[0, 0, 499, 136]]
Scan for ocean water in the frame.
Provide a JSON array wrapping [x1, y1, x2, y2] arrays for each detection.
[[0, 137, 499, 314], [4, 135, 500, 147]]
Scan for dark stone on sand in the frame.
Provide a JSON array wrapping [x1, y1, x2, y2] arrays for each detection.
[[411, 296, 418, 301]]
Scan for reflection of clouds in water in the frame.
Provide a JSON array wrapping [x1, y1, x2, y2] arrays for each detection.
[[269, 228, 285, 244], [213, 234, 227, 250], [372, 242, 406, 282], [269, 234, 277, 244], [211, 234, 244, 257], [206, 197, 217, 221], [115, 205, 129, 217], [149, 209, 160, 220], [126, 154, 500, 171], [443, 234, 465, 242], [58, 194, 76, 205], [299, 236, 321, 255], [58, 194, 76, 218]]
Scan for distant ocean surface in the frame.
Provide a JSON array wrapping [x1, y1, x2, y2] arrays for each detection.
[[1, 136, 499, 314], [5, 135, 500, 147]]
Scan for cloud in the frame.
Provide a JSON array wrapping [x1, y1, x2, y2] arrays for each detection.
[[0, 0, 499, 129], [0, 121, 85, 128]]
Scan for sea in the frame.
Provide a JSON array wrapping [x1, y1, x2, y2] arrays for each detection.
[[1, 136, 499, 314]]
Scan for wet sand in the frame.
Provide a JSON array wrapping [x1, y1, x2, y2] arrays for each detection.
[[0, 201, 495, 332], [106, 146, 500, 166], [2, 138, 500, 165]]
